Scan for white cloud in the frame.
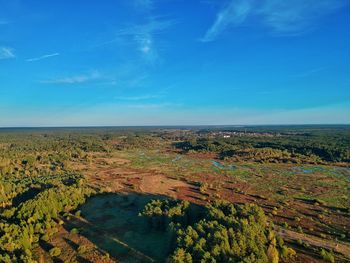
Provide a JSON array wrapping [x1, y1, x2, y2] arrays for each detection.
[[202, 0, 348, 41], [0, 47, 15, 60], [138, 36, 152, 54], [41, 72, 101, 84], [117, 19, 175, 63], [202, 0, 253, 42], [26, 53, 59, 62], [97, 19, 175, 64], [259, 0, 347, 34]]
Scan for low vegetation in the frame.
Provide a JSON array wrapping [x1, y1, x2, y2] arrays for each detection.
[[0, 126, 349, 262]]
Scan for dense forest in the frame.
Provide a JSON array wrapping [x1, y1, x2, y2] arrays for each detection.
[[140, 199, 295, 262], [0, 131, 101, 261], [175, 127, 350, 164]]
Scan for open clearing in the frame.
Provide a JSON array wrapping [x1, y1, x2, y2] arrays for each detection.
[[62, 150, 350, 262]]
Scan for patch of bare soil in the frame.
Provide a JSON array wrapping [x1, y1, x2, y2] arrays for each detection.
[[186, 151, 218, 160], [90, 168, 138, 192], [138, 174, 189, 198], [72, 153, 191, 197]]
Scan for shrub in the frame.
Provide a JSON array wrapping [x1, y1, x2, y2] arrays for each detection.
[[49, 247, 61, 257], [77, 245, 88, 255], [320, 249, 334, 263], [276, 235, 284, 248], [297, 226, 303, 233], [40, 234, 49, 242], [281, 246, 296, 259], [70, 228, 79, 234], [199, 183, 208, 194], [267, 244, 279, 263]]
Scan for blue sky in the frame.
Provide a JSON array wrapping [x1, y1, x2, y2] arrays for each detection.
[[0, 0, 349, 126]]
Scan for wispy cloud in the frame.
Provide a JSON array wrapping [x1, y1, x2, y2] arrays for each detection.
[[94, 18, 175, 64], [202, 0, 252, 42], [0, 47, 15, 60], [116, 19, 175, 63], [202, 0, 348, 41], [259, 0, 348, 35], [26, 52, 59, 62], [0, 20, 15, 61], [115, 94, 161, 101], [41, 72, 101, 84], [125, 102, 181, 109]]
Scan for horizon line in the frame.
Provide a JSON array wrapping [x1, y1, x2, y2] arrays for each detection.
[[0, 124, 350, 129]]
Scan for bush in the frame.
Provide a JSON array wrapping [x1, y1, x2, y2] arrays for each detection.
[[281, 246, 296, 259], [70, 228, 79, 234], [40, 234, 49, 242], [267, 244, 279, 263], [276, 235, 284, 248], [77, 245, 88, 255], [199, 183, 208, 194], [320, 249, 334, 263], [49, 247, 61, 257], [297, 226, 303, 233]]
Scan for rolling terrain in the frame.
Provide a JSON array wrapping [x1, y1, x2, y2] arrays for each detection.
[[0, 126, 349, 262]]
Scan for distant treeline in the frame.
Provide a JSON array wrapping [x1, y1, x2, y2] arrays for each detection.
[[175, 129, 350, 164]]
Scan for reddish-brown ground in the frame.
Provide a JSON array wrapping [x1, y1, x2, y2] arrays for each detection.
[[65, 152, 350, 263]]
